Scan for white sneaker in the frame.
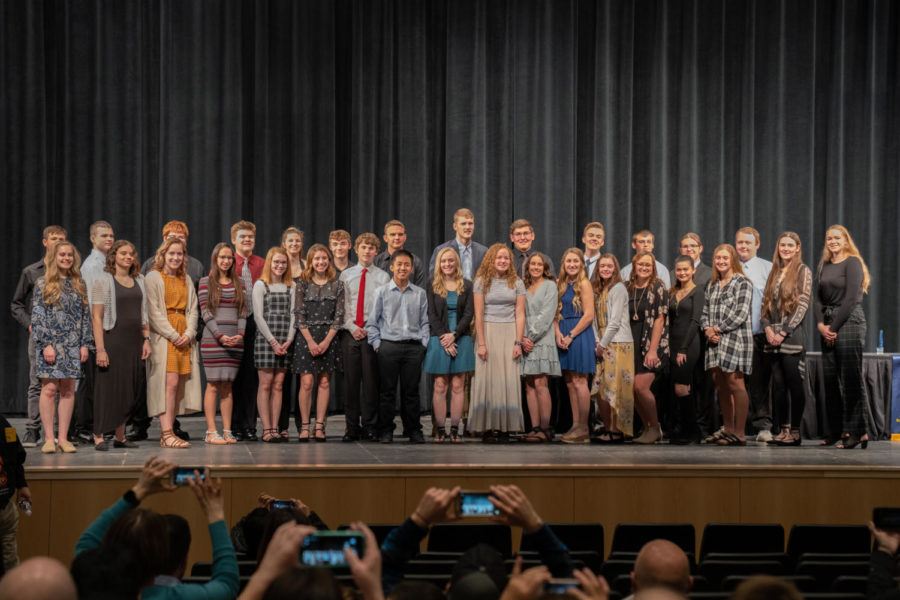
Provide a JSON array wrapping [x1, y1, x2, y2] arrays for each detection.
[[756, 429, 773, 442]]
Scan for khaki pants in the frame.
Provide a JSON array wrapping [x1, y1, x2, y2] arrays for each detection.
[[0, 499, 20, 571]]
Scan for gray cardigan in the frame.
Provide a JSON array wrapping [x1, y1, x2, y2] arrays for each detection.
[[90, 273, 148, 331]]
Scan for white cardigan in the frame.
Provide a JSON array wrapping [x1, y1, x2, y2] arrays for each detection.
[[90, 272, 148, 330]]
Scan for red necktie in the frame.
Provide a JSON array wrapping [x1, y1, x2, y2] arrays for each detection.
[[355, 268, 368, 327]]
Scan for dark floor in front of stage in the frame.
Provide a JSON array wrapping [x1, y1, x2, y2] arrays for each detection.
[[10, 416, 900, 470]]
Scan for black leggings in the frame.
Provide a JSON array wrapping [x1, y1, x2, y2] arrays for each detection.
[[767, 352, 806, 429]]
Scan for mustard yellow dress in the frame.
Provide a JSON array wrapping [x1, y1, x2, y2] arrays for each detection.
[[162, 273, 191, 375]]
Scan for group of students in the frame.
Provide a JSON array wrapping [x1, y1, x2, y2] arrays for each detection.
[[12, 209, 872, 450]]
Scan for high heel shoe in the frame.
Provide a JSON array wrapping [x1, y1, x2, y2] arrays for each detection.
[[837, 434, 868, 449], [298, 422, 311, 443], [775, 428, 802, 447], [314, 421, 327, 442]]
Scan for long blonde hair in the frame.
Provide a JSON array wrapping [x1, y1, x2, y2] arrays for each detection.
[[474, 244, 518, 295], [432, 247, 465, 298], [556, 248, 588, 316], [817, 224, 871, 294], [42, 241, 87, 306]]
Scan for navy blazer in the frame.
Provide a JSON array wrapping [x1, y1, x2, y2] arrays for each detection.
[[426, 279, 474, 338], [428, 239, 488, 280]]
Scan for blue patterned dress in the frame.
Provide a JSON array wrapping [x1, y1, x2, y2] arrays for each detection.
[[31, 277, 93, 379]]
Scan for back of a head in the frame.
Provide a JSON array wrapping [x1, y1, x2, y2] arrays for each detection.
[[0, 556, 77, 600], [163, 514, 192, 576], [632, 539, 692, 594], [257, 508, 311, 562], [730, 575, 802, 600], [102, 508, 169, 586], [71, 546, 142, 600], [634, 587, 689, 600], [261, 566, 342, 600], [389, 580, 445, 600], [448, 543, 507, 600]]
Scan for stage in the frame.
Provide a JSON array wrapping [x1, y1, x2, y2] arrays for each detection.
[[12, 415, 900, 569]]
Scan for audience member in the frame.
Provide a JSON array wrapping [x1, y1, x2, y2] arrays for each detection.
[[71, 545, 141, 599], [74, 457, 239, 599], [868, 519, 900, 599], [0, 556, 77, 600], [730, 575, 801, 600], [627, 539, 692, 599], [0, 413, 30, 571], [10, 225, 67, 447]]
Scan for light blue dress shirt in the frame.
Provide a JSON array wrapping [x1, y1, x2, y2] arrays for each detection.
[[740, 256, 773, 334], [366, 279, 430, 350]]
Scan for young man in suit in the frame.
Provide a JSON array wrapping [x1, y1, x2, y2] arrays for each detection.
[[428, 208, 488, 281]]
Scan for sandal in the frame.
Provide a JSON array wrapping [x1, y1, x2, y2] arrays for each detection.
[[434, 427, 447, 443], [222, 430, 237, 444], [716, 432, 747, 446], [593, 431, 625, 444], [160, 429, 190, 448], [205, 430, 228, 445], [262, 428, 282, 443], [298, 422, 311, 443], [768, 426, 791, 445], [836, 434, 868, 449], [314, 421, 327, 442], [703, 427, 726, 444], [522, 426, 544, 443], [449, 425, 462, 443]]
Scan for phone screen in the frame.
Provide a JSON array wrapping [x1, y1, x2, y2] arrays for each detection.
[[544, 579, 580, 593], [300, 532, 365, 567], [459, 492, 500, 517], [172, 467, 206, 487], [270, 500, 293, 510], [874, 507, 900, 530]]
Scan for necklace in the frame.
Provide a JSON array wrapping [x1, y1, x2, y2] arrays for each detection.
[[631, 285, 648, 321]]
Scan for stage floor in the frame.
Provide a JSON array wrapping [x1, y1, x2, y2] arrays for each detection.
[[11, 416, 900, 472]]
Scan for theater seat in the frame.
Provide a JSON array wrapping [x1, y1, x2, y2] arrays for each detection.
[[699, 523, 784, 558], [426, 523, 512, 558]]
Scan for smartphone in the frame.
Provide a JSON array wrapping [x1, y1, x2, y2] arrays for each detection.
[[457, 491, 500, 517], [171, 467, 206, 487], [300, 531, 365, 567], [544, 578, 580, 593], [874, 507, 900, 530], [270, 500, 293, 510]]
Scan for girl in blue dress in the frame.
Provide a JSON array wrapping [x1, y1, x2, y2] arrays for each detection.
[[31, 241, 92, 453], [555, 248, 596, 443], [424, 248, 475, 442]]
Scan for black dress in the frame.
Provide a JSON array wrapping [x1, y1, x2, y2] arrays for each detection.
[[668, 285, 703, 385], [93, 280, 144, 435]]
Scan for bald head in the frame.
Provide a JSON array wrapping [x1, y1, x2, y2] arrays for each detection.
[[0, 557, 77, 600], [631, 539, 692, 593], [635, 587, 688, 600]]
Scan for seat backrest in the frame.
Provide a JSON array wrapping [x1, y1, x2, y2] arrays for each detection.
[[795, 561, 870, 591], [699, 523, 784, 558], [786, 524, 871, 559], [521, 523, 604, 555], [697, 560, 786, 585], [426, 523, 512, 558], [611, 523, 695, 555]]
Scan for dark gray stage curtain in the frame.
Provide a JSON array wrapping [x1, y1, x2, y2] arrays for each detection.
[[1, 0, 897, 412]]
